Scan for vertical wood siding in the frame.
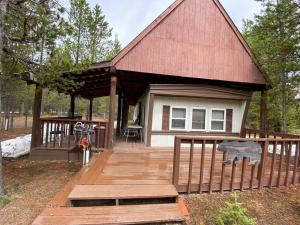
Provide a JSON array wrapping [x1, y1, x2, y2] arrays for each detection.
[[114, 0, 266, 85]]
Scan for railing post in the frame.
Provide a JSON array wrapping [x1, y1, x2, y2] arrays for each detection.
[[172, 136, 181, 190], [258, 140, 269, 190]]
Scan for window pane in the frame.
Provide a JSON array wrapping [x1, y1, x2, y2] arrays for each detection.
[[192, 109, 206, 130], [172, 108, 186, 118], [172, 119, 186, 129], [211, 121, 224, 131], [212, 110, 224, 120]]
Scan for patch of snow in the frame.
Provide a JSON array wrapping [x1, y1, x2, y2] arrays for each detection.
[[1, 134, 32, 158], [269, 144, 297, 156]]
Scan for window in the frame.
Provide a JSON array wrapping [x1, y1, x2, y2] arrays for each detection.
[[191, 108, 206, 130], [170, 107, 187, 130], [211, 109, 226, 131]]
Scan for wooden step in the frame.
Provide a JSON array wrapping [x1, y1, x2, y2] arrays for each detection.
[[32, 204, 185, 225], [68, 184, 178, 206]]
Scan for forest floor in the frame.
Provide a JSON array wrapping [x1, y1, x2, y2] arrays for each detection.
[[0, 157, 81, 225], [0, 128, 32, 141], [184, 185, 300, 225]]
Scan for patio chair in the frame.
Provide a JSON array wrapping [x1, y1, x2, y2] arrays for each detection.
[[123, 127, 139, 142]]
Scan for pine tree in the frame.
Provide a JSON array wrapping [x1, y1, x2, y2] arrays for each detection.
[[243, 0, 300, 132], [107, 35, 122, 60], [87, 4, 112, 62]]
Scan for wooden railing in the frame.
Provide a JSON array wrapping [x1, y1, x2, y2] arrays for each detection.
[[39, 117, 108, 150], [172, 136, 300, 194], [241, 128, 300, 139]]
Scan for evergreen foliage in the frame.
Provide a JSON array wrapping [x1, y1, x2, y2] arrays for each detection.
[[217, 194, 257, 225], [243, 0, 300, 133]]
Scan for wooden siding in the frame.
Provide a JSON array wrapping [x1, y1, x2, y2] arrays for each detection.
[[162, 105, 171, 131], [113, 0, 266, 86], [226, 109, 233, 132]]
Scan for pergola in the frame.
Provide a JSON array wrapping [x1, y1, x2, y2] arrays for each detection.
[[27, 60, 269, 151]]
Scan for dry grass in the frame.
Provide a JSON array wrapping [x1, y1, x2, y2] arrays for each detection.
[[184, 185, 300, 225]]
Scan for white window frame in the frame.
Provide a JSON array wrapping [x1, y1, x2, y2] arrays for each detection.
[[190, 107, 207, 131], [170, 106, 188, 131], [210, 108, 226, 132]]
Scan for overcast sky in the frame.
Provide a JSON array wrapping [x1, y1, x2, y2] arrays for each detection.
[[61, 0, 262, 46]]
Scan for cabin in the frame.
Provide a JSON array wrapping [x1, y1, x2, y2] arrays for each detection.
[[29, 0, 270, 158], [30, 1, 300, 224]]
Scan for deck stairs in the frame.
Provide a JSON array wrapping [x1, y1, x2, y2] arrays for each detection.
[[32, 184, 186, 225]]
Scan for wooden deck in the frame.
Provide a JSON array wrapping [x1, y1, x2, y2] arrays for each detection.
[[33, 140, 300, 225], [49, 140, 299, 206]]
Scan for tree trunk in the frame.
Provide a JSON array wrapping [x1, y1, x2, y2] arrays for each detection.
[[281, 72, 287, 133], [0, 142, 4, 196], [0, 0, 7, 195]]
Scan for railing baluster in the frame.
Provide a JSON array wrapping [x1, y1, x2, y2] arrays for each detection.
[[258, 140, 269, 190], [284, 141, 292, 186], [97, 122, 101, 149], [40, 121, 44, 145], [293, 141, 300, 185], [68, 121, 71, 148], [293, 141, 299, 185], [50, 122, 53, 142], [45, 121, 49, 147], [209, 140, 217, 194], [230, 160, 237, 192], [250, 164, 256, 190], [187, 140, 194, 194], [199, 140, 206, 194], [53, 122, 57, 148], [220, 151, 226, 194], [277, 141, 285, 187], [60, 121, 64, 148], [240, 157, 247, 191], [269, 141, 277, 188]]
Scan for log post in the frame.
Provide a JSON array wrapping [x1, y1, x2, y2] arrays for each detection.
[[260, 90, 267, 137], [70, 94, 75, 119], [116, 93, 122, 137], [31, 85, 43, 149], [121, 97, 129, 130], [69, 94, 75, 135], [107, 76, 117, 149], [89, 98, 93, 121]]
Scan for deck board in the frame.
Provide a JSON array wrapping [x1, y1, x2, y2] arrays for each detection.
[[68, 184, 178, 200], [32, 204, 185, 225]]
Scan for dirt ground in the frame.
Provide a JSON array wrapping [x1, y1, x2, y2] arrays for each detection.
[[184, 185, 300, 225], [0, 157, 300, 225], [0, 128, 32, 141], [0, 157, 81, 225]]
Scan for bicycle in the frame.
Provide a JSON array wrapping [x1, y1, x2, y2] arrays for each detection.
[[74, 122, 93, 166]]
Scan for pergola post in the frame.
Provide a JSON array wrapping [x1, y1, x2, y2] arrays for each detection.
[[31, 84, 43, 149], [107, 76, 117, 149], [260, 90, 267, 137], [89, 98, 93, 121], [121, 97, 129, 129], [116, 93, 122, 137], [70, 94, 75, 119]]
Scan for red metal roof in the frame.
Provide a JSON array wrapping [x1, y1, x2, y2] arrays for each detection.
[[112, 0, 267, 86]]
